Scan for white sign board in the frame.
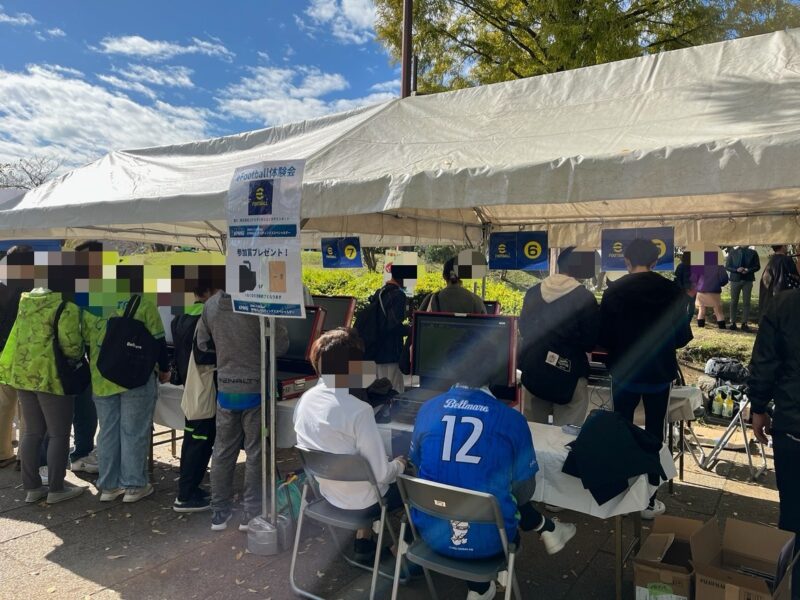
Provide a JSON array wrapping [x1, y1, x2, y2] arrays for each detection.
[[226, 160, 306, 318]]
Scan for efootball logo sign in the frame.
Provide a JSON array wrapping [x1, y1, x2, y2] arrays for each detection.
[[247, 179, 274, 216]]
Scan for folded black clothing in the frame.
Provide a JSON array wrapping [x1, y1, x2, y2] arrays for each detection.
[[561, 409, 667, 505]]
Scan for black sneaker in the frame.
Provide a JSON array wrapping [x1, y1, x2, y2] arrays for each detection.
[[239, 511, 256, 532], [173, 496, 211, 513], [741, 323, 752, 333], [353, 538, 377, 563], [211, 509, 232, 531], [729, 323, 738, 331]]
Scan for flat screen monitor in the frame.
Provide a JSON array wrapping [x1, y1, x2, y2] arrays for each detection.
[[282, 305, 326, 362], [411, 312, 516, 390], [312, 295, 356, 331]]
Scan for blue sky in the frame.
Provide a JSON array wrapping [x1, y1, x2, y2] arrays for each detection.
[[0, 0, 400, 168]]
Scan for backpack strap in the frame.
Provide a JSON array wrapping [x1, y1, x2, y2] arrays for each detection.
[[123, 295, 141, 319], [53, 301, 67, 352], [432, 292, 440, 312], [376, 285, 388, 317]]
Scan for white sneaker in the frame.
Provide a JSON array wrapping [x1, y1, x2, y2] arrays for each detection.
[[39, 466, 49, 486], [100, 488, 126, 502], [466, 581, 496, 600], [71, 451, 99, 474], [540, 521, 577, 555], [641, 499, 666, 520], [123, 484, 154, 503]]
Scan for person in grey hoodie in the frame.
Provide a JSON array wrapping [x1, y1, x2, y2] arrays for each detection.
[[518, 248, 600, 427], [195, 291, 289, 532]]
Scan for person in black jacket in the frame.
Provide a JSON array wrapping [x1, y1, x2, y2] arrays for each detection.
[[519, 247, 599, 426], [370, 264, 410, 393], [172, 280, 219, 513], [599, 239, 693, 519], [748, 289, 800, 592], [673, 251, 694, 297], [725, 246, 760, 331]]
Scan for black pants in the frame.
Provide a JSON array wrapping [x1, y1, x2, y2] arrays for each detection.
[[178, 417, 216, 501], [71, 386, 97, 461], [612, 387, 670, 444], [773, 431, 800, 595]]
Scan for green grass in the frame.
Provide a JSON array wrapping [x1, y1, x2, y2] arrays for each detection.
[[679, 324, 756, 366]]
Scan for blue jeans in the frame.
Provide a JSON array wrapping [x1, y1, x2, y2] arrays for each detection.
[[93, 375, 157, 490]]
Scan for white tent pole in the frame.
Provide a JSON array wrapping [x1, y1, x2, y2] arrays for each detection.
[[268, 315, 278, 527]]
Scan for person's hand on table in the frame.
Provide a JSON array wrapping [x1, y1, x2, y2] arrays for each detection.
[[158, 370, 172, 384], [751, 412, 771, 445]]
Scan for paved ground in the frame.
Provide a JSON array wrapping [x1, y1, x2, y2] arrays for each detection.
[[0, 423, 780, 600]]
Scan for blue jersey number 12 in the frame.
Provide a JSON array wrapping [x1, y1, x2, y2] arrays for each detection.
[[441, 416, 483, 464]]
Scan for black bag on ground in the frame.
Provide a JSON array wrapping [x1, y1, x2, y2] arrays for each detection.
[[97, 295, 159, 389], [353, 286, 387, 360], [53, 301, 91, 395], [704, 357, 749, 383]]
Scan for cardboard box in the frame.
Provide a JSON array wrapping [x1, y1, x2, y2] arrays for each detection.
[[691, 519, 796, 600], [634, 515, 706, 600]]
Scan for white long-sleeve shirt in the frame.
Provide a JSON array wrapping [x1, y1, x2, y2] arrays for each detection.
[[293, 380, 404, 510]]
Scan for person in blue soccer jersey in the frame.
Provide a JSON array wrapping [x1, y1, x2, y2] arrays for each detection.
[[409, 335, 577, 600]]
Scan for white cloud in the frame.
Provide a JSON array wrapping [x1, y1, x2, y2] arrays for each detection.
[[0, 4, 36, 26], [257, 51, 270, 62], [34, 28, 65, 42], [0, 64, 209, 168], [217, 65, 392, 126], [95, 35, 234, 62], [370, 79, 399, 93], [115, 64, 194, 88], [97, 74, 158, 100], [303, 0, 375, 44]]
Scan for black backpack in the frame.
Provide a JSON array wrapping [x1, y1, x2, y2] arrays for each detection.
[[97, 295, 160, 389], [52, 301, 91, 395], [354, 287, 388, 360], [170, 311, 201, 386], [704, 357, 749, 384]]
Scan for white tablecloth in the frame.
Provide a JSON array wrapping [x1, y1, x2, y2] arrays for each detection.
[[277, 397, 676, 519]]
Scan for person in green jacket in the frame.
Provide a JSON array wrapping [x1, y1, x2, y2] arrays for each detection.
[[83, 295, 171, 504], [0, 289, 88, 504]]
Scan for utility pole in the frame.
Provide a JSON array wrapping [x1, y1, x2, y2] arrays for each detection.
[[401, 0, 413, 98]]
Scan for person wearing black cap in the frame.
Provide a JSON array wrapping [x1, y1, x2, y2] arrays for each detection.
[[599, 238, 693, 519], [518, 247, 599, 427]]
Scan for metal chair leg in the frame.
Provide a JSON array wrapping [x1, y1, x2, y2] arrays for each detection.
[[390, 521, 407, 600], [290, 491, 325, 600], [507, 551, 519, 600], [368, 507, 387, 600]]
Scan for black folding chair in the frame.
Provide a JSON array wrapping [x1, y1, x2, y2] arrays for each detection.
[[290, 447, 408, 600], [391, 474, 522, 600]]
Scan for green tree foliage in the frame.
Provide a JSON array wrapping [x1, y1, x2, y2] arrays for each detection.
[[375, 0, 800, 91]]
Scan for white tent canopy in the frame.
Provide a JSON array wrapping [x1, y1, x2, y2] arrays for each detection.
[[2, 29, 799, 247]]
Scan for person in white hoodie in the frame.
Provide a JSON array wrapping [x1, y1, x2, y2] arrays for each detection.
[[518, 248, 600, 427]]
